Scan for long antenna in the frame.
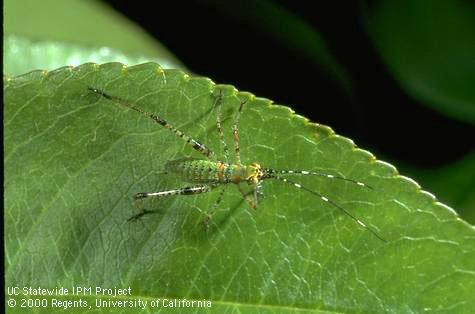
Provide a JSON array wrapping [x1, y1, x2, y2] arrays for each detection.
[[272, 176, 386, 242], [265, 168, 373, 189]]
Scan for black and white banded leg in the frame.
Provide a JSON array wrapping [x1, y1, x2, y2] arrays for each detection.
[[128, 185, 214, 222], [89, 87, 216, 160]]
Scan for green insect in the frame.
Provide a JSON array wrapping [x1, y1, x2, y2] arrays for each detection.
[[88, 87, 385, 242]]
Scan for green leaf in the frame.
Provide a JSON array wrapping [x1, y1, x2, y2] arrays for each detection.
[[5, 63, 475, 313], [363, 0, 475, 124], [3, 0, 184, 78], [4, 0, 180, 62], [4, 35, 183, 77]]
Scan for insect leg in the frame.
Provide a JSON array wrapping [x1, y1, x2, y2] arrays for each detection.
[[272, 176, 386, 242], [128, 185, 213, 222], [203, 185, 228, 229], [236, 184, 258, 210], [214, 89, 230, 163], [89, 87, 216, 160], [232, 99, 247, 165]]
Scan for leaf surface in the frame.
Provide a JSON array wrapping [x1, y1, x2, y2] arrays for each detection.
[[5, 63, 475, 313]]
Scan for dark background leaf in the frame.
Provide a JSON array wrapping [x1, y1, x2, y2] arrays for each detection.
[[364, 0, 475, 124]]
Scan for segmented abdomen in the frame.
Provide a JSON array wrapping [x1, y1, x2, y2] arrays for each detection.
[[165, 158, 244, 184]]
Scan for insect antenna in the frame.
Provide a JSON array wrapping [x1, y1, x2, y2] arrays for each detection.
[[265, 169, 373, 190], [269, 175, 386, 242]]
